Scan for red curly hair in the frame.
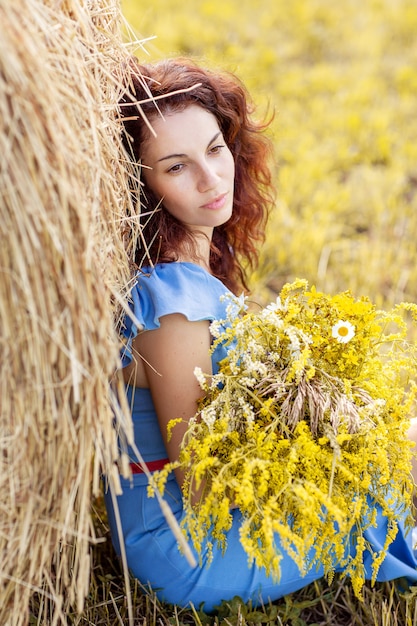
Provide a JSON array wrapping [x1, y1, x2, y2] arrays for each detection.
[[120, 57, 275, 294]]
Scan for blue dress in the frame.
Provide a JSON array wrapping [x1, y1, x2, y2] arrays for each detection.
[[104, 262, 417, 612]]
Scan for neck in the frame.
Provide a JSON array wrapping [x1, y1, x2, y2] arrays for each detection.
[[177, 230, 212, 272]]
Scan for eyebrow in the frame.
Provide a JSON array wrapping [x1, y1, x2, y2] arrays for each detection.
[[156, 131, 222, 163]]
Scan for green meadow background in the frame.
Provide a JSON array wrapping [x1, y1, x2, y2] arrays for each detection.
[[122, 0, 417, 308]]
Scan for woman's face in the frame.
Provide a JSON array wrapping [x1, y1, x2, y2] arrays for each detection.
[[140, 104, 235, 237]]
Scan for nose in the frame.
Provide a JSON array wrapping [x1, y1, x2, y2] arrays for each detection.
[[197, 161, 219, 192]]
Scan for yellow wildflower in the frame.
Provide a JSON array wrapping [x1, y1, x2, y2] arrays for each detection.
[[153, 280, 417, 598]]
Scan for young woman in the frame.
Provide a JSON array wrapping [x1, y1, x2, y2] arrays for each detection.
[[105, 57, 417, 611]]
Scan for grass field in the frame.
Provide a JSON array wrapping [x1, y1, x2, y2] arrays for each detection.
[[31, 1, 417, 623]]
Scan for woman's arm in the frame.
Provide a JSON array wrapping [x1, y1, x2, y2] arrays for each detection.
[[128, 313, 213, 491]]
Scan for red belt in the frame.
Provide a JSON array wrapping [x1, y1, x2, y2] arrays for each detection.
[[130, 458, 170, 474]]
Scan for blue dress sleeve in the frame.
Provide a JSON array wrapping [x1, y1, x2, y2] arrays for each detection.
[[120, 262, 234, 367]]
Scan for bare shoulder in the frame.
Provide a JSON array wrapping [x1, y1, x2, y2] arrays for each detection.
[[123, 313, 212, 388]]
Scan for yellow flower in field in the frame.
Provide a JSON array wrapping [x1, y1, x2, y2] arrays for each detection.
[[332, 320, 355, 343]]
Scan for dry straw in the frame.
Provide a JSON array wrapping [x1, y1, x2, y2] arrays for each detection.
[[0, 0, 146, 623]]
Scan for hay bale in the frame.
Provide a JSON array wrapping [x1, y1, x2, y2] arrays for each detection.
[[0, 0, 139, 622]]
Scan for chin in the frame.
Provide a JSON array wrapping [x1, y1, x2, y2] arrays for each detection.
[[216, 206, 233, 226]]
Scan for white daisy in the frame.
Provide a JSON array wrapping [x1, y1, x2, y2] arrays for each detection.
[[331, 320, 355, 343]]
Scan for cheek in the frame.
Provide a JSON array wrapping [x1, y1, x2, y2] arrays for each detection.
[[142, 171, 165, 200], [227, 161, 236, 187], [231, 158, 236, 179], [225, 150, 236, 177], [146, 178, 185, 212]]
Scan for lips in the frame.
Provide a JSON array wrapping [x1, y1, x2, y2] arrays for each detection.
[[201, 192, 228, 210]]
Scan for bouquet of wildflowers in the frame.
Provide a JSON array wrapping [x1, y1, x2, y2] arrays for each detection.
[[153, 280, 417, 597]]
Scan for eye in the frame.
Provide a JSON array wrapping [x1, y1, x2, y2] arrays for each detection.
[[167, 163, 185, 174], [209, 144, 225, 155]]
